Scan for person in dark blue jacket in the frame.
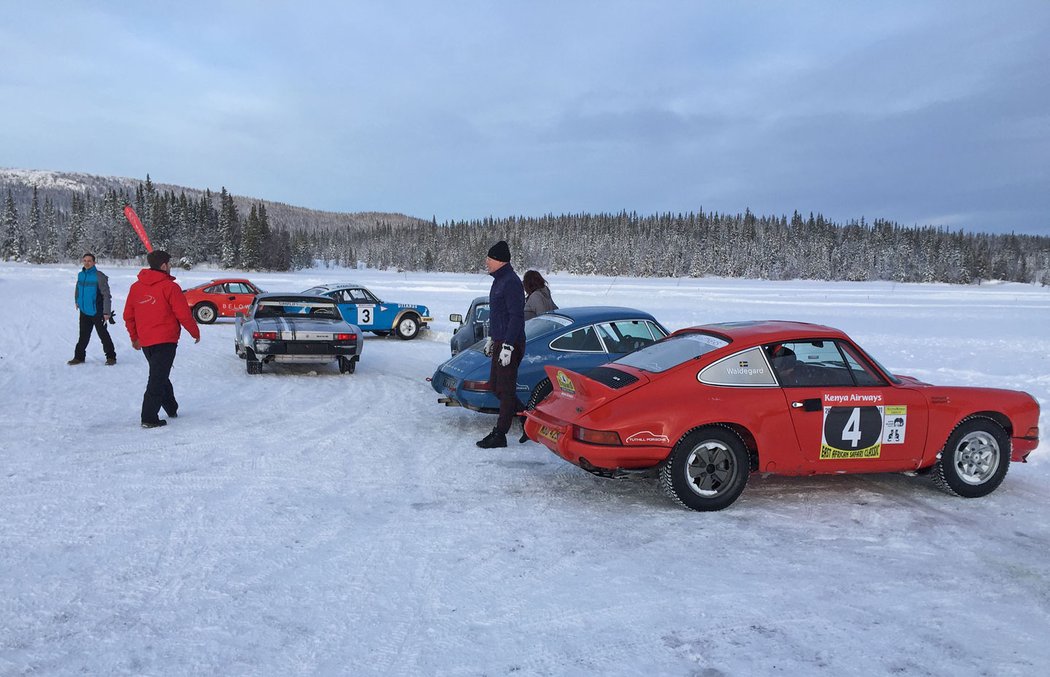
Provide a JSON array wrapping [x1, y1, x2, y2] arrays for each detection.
[[68, 252, 117, 365], [476, 240, 525, 448]]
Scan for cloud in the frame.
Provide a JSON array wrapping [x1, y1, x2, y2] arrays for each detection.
[[1, 1, 1047, 234]]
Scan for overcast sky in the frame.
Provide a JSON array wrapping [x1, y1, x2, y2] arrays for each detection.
[[2, 1, 1048, 234]]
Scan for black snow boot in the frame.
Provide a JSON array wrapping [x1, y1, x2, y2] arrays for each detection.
[[518, 416, 529, 443], [476, 428, 507, 449]]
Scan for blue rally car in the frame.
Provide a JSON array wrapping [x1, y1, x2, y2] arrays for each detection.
[[432, 306, 669, 412], [302, 282, 433, 340]]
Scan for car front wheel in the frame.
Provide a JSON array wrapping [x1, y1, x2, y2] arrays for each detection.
[[932, 418, 1010, 498], [659, 426, 750, 511], [193, 303, 217, 324], [395, 315, 420, 340]]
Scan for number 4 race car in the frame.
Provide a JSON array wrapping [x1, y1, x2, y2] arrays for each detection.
[[524, 320, 1040, 512]]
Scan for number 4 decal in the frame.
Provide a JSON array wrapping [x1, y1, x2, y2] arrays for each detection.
[[841, 407, 862, 448], [821, 406, 883, 459]]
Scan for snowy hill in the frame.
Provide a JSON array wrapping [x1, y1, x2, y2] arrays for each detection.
[[0, 167, 426, 233], [1, 263, 1047, 675]]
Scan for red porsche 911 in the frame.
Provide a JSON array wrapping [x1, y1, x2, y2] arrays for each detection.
[[182, 278, 264, 324], [524, 320, 1039, 511]]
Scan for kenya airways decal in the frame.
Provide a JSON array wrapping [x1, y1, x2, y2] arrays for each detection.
[[626, 430, 670, 444]]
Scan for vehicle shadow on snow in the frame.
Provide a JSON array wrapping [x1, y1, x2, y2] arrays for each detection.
[[483, 456, 975, 514]]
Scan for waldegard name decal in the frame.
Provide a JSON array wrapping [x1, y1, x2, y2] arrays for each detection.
[[725, 359, 766, 377], [626, 431, 670, 444]]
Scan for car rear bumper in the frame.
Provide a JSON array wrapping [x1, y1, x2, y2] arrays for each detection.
[[523, 410, 667, 472], [255, 341, 358, 357], [431, 370, 500, 413], [269, 354, 340, 364]]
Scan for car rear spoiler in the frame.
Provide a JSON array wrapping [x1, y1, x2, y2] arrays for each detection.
[[542, 365, 620, 412]]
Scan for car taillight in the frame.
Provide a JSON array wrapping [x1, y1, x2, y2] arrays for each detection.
[[573, 426, 622, 446], [462, 380, 491, 392], [335, 333, 357, 341], [253, 331, 278, 340]]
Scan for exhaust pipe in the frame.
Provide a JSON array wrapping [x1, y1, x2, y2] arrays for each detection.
[[437, 397, 462, 407]]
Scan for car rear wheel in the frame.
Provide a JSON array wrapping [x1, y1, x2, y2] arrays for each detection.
[[246, 348, 262, 375], [338, 356, 356, 374], [659, 427, 749, 511], [526, 378, 553, 410], [395, 315, 420, 340], [932, 418, 1010, 498], [193, 303, 217, 324]]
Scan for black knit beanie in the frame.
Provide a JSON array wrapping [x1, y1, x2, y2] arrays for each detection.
[[487, 240, 511, 262]]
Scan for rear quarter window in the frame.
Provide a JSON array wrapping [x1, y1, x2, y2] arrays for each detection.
[[699, 347, 777, 386]]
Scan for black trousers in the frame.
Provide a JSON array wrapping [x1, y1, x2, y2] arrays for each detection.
[[141, 343, 179, 423], [75, 312, 115, 360], [489, 340, 525, 434]]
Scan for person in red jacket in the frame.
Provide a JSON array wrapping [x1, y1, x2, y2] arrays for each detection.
[[123, 250, 201, 428]]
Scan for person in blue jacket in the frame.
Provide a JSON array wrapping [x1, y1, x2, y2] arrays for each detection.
[[68, 252, 116, 365], [476, 240, 525, 449]]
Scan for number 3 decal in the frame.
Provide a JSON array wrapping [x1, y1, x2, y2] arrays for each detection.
[[358, 305, 374, 325]]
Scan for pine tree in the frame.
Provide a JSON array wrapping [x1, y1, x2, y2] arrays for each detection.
[[26, 186, 43, 263], [219, 188, 239, 268], [41, 197, 59, 263], [1, 190, 18, 260], [65, 193, 86, 258], [240, 204, 263, 269]]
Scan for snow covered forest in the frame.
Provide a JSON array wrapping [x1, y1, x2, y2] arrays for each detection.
[[2, 171, 1048, 285]]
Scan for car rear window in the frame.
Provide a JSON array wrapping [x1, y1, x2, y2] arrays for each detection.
[[614, 332, 729, 373], [524, 314, 572, 340]]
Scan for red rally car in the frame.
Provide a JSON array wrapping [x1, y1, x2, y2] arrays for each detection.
[[183, 278, 265, 324], [524, 320, 1040, 511]]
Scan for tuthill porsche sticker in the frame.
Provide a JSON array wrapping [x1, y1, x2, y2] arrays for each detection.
[[556, 370, 576, 394], [626, 431, 670, 444]]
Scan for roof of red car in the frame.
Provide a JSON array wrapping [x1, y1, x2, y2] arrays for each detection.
[[677, 320, 849, 343], [187, 278, 255, 289]]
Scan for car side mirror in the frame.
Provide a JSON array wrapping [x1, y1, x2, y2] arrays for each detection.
[[450, 313, 463, 325]]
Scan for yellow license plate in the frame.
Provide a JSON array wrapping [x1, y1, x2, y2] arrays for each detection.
[[538, 425, 562, 443]]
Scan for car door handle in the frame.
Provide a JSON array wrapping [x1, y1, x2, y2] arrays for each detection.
[[228, 296, 236, 300], [791, 398, 822, 412]]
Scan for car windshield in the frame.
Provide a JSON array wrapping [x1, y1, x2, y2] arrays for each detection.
[[861, 348, 902, 384], [614, 332, 730, 373]]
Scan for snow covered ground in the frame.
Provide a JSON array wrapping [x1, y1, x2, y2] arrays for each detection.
[[1, 261, 1048, 676]]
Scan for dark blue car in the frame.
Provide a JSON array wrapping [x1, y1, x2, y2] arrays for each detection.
[[432, 306, 669, 413]]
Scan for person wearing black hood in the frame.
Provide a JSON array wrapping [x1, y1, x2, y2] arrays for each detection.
[[476, 240, 525, 449]]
